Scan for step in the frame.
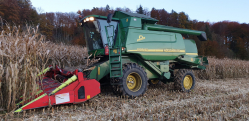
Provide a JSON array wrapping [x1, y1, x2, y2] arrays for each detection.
[[110, 55, 120, 57], [110, 75, 122, 78], [110, 48, 120, 50], [111, 68, 121, 71], [110, 82, 123, 85], [110, 61, 121, 64]]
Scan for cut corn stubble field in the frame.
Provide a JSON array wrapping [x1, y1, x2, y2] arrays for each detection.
[[2, 78, 249, 121]]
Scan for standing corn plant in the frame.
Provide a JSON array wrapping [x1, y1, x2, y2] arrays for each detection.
[[0, 24, 50, 112]]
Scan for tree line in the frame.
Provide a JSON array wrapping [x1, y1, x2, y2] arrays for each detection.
[[0, 1, 249, 60]]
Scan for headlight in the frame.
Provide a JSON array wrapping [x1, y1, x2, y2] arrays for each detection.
[[89, 17, 94, 21], [84, 17, 95, 22]]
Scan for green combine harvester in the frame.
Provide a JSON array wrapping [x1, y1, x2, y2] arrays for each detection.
[[80, 11, 208, 97], [14, 11, 209, 112]]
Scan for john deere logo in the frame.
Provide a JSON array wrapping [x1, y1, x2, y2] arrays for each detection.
[[137, 35, 145, 41]]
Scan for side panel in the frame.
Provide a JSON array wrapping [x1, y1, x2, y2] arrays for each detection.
[[120, 17, 142, 28], [175, 39, 201, 66], [125, 29, 186, 61], [184, 39, 198, 55], [74, 78, 100, 103], [89, 60, 110, 81], [88, 56, 161, 81], [122, 56, 160, 79]]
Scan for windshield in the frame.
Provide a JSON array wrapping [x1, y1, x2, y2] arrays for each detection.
[[84, 21, 103, 51], [83, 19, 118, 51], [98, 19, 118, 46]]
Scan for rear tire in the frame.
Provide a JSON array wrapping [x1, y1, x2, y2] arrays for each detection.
[[112, 63, 148, 97], [174, 69, 195, 92]]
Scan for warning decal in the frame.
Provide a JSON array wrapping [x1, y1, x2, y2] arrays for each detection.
[[55, 93, 70, 104]]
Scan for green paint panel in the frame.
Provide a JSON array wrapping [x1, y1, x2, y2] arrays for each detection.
[[176, 55, 201, 66], [120, 17, 142, 28], [184, 39, 198, 54], [125, 28, 186, 61], [113, 11, 158, 24], [89, 60, 110, 81], [163, 72, 171, 79], [144, 24, 205, 35], [121, 56, 161, 79], [160, 65, 169, 72]]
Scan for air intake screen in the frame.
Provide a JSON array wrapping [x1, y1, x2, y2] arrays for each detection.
[[78, 86, 85, 99]]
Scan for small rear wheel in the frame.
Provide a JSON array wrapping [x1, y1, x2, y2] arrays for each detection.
[[148, 79, 161, 85], [174, 69, 195, 92]]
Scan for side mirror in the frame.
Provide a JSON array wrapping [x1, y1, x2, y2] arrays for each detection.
[[79, 19, 84, 27], [80, 22, 84, 27], [107, 13, 112, 23]]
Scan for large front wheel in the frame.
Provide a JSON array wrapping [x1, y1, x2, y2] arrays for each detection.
[[113, 63, 148, 97]]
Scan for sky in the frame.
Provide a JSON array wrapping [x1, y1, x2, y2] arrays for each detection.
[[31, 0, 249, 24]]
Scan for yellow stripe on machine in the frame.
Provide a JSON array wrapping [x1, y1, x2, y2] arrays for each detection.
[[15, 94, 47, 112], [185, 53, 198, 55], [128, 49, 185, 53], [49, 75, 78, 95], [37, 67, 51, 76]]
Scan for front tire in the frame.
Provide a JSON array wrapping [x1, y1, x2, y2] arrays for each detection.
[[174, 69, 195, 92], [112, 63, 148, 97]]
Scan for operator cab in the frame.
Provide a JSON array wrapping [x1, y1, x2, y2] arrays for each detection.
[[80, 16, 118, 53]]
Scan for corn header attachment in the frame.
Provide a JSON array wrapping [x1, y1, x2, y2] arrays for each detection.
[[15, 66, 100, 112]]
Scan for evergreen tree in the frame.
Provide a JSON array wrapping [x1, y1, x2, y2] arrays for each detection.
[[136, 5, 144, 14], [169, 9, 179, 27], [205, 24, 212, 40], [105, 4, 110, 12]]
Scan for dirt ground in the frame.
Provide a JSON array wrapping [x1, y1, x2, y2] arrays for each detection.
[[2, 78, 249, 121]]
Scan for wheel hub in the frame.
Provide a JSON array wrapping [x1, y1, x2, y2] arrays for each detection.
[[183, 75, 193, 90], [127, 75, 136, 89], [126, 72, 142, 92]]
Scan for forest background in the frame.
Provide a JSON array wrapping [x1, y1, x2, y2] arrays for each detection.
[[0, 0, 249, 60]]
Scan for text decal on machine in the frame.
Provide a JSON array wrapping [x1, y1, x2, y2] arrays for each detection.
[[55, 93, 70, 104], [137, 35, 145, 41]]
